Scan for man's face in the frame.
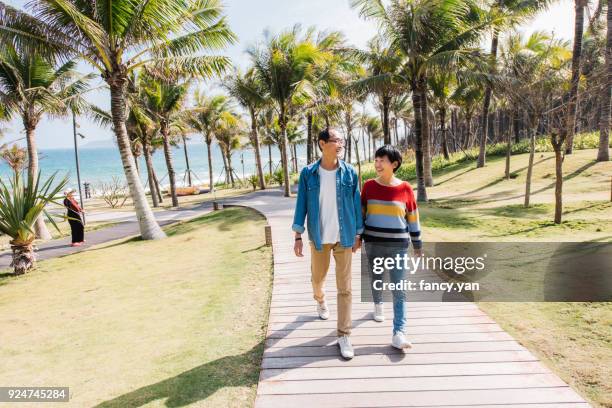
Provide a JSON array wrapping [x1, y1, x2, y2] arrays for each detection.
[[319, 130, 345, 158]]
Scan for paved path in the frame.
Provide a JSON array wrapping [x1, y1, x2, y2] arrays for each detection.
[[227, 190, 591, 408], [0, 201, 213, 270]]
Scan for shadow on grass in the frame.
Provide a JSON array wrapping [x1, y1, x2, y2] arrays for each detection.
[[95, 340, 265, 408], [96, 314, 374, 407]]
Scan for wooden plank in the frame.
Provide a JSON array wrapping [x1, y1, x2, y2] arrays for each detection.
[[263, 340, 526, 358], [267, 315, 495, 330], [268, 312, 492, 323], [257, 373, 567, 395], [265, 332, 516, 348], [254, 387, 586, 408], [259, 361, 553, 381], [261, 350, 538, 369], [267, 323, 505, 338]]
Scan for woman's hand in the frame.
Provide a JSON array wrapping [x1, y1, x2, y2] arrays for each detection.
[[413, 248, 424, 257]]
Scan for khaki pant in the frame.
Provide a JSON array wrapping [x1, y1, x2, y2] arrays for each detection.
[[310, 242, 353, 336]]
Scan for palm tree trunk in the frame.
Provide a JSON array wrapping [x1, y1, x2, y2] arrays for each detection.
[[279, 109, 291, 197], [250, 110, 266, 189], [418, 78, 434, 187], [133, 152, 140, 175], [152, 165, 163, 203], [361, 127, 367, 163], [478, 29, 499, 168], [220, 145, 229, 184], [11, 243, 35, 275], [23, 118, 52, 240], [226, 149, 235, 187], [505, 123, 512, 180], [369, 130, 374, 161], [565, 0, 587, 154], [143, 142, 159, 207], [108, 79, 165, 239], [382, 96, 391, 144], [553, 142, 564, 223], [597, 0, 611, 162], [160, 123, 178, 207], [411, 85, 428, 202], [205, 137, 215, 192], [307, 113, 313, 164], [182, 134, 192, 187], [353, 134, 362, 190], [268, 143, 273, 177], [345, 110, 353, 163], [440, 108, 449, 160], [524, 129, 536, 207]]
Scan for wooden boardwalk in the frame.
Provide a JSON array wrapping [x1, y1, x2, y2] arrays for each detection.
[[229, 190, 591, 408]]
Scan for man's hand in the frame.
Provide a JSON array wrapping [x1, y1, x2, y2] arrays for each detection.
[[352, 235, 362, 253], [294, 236, 304, 257], [413, 248, 424, 257]]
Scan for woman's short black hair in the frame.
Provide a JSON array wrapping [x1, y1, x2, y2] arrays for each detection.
[[375, 144, 402, 172]]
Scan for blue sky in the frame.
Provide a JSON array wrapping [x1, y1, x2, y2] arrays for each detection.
[[1, 0, 575, 149]]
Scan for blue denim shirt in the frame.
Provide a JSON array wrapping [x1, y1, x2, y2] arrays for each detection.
[[292, 159, 364, 251]]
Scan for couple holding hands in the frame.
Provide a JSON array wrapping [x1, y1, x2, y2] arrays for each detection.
[[292, 128, 423, 359]]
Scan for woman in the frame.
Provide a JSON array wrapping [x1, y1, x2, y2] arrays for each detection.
[[360, 145, 423, 350], [64, 188, 85, 247]]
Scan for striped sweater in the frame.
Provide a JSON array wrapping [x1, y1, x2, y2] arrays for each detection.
[[360, 179, 422, 248]]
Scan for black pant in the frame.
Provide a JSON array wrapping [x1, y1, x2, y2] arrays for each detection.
[[69, 219, 84, 243]]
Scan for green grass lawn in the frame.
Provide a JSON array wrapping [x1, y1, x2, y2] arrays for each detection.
[[0, 207, 272, 407]]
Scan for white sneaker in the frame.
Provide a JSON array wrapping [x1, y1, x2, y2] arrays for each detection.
[[373, 303, 385, 322], [392, 332, 413, 350], [317, 301, 329, 320], [337, 335, 354, 359]]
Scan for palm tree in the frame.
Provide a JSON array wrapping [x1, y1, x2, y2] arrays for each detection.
[[126, 100, 163, 207], [598, 0, 611, 161], [565, 0, 589, 154], [188, 93, 234, 193], [0, 171, 68, 274], [498, 31, 570, 217], [0, 44, 94, 239], [224, 69, 268, 189], [215, 111, 244, 187], [349, 37, 405, 145], [365, 115, 383, 157], [477, 0, 553, 168], [0, 0, 236, 239], [249, 25, 328, 197], [429, 72, 455, 160], [142, 76, 190, 207], [352, 0, 493, 199], [451, 82, 484, 149]]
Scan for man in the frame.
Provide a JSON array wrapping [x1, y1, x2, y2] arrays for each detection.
[[292, 128, 363, 359]]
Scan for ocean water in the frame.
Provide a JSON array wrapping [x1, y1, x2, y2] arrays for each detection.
[[0, 141, 308, 191]]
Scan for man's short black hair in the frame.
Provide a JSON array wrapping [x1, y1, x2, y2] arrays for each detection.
[[318, 128, 332, 151], [375, 144, 402, 172]]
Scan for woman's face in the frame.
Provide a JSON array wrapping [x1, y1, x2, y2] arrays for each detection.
[[66, 193, 73, 199], [374, 155, 397, 177]]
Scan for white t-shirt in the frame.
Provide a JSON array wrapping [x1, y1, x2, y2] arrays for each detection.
[[318, 166, 340, 244]]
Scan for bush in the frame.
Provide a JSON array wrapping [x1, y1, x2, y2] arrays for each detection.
[[247, 174, 259, 191], [264, 173, 274, 186], [272, 169, 284, 186]]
